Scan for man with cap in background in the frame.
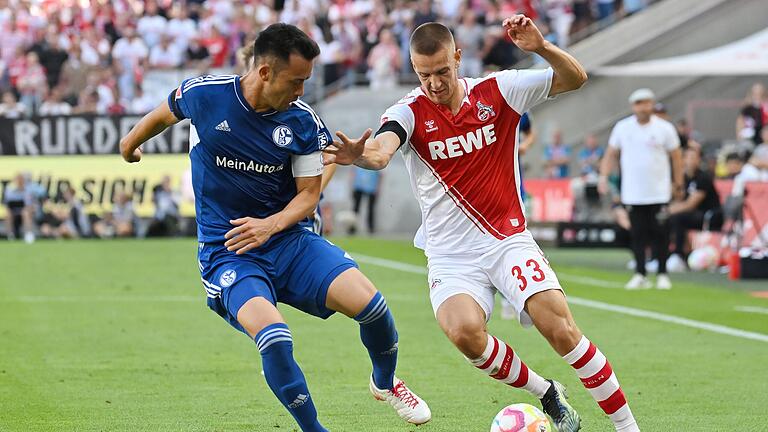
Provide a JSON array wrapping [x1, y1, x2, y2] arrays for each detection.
[[599, 88, 684, 289]]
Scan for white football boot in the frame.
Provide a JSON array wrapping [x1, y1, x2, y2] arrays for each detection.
[[369, 376, 431, 425], [656, 274, 672, 290], [625, 273, 652, 290], [666, 254, 687, 273]]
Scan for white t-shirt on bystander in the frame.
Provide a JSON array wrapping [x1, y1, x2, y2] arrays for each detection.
[[608, 114, 680, 205]]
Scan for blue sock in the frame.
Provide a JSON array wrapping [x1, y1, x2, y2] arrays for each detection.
[[256, 323, 327, 432], [354, 292, 398, 390]]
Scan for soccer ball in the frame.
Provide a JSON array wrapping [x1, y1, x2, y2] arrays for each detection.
[[490, 403, 552, 432], [687, 246, 719, 271]]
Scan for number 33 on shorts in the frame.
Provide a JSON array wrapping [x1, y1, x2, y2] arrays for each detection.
[[511, 259, 547, 291]]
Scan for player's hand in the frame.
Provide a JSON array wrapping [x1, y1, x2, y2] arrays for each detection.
[[224, 217, 278, 254], [322, 128, 372, 165], [120, 140, 143, 163], [503, 15, 545, 53]]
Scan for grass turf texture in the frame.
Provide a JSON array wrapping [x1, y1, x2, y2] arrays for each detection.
[[1, 238, 766, 431]]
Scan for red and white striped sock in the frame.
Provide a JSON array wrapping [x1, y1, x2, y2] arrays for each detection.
[[564, 336, 638, 432], [468, 334, 551, 398]]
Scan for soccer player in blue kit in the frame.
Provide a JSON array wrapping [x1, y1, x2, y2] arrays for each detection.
[[119, 24, 430, 431]]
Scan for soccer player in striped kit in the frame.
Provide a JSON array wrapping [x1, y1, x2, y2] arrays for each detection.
[[324, 17, 639, 432]]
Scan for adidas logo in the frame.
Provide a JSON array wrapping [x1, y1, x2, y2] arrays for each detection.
[[288, 393, 308, 409], [215, 120, 231, 132], [381, 342, 398, 356]]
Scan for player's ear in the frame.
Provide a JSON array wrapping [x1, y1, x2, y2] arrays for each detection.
[[257, 63, 271, 82], [454, 49, 462, 70]]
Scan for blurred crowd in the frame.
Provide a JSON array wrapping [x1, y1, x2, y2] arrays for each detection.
[[533, 81, 768, 272], [538, 81, 768, 184], [0, 0, 652, 118], [3, 172, 186, 242]]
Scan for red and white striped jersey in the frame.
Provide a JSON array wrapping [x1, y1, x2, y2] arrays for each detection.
[[382, 68, 553, 255]]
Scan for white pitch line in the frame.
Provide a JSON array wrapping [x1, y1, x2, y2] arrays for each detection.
[[735, 306, 768, 315], [557, 272, 623, 289], [568, 297, 768, 343], [354, 254, 427, 275], [353, 253, 768, 344]]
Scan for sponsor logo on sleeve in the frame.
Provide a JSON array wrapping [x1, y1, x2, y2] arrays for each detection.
[[317, 131, 329, 149]]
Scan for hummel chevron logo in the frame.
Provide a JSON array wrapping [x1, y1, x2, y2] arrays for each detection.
[[215, 120, 231, 132]]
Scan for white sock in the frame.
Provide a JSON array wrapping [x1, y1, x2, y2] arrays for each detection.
[[563, 336, 638, 431]]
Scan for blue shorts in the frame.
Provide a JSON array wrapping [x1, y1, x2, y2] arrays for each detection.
[[198, 228, 357, 335]]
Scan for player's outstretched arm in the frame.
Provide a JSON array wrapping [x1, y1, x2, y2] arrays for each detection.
[[323, 129, 400, 170], [119, 102, 180, 163], [224, 175, 321, 255], [503, 15, 587, 96]]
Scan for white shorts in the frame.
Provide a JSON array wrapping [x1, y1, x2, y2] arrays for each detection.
[[427, 230, 563, 327]]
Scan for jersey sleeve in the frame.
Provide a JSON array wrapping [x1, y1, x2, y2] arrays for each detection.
[[167, 78, 198, 120], [377, 98, 415, 146], [491, 68, 554, 114], [290, 100, 334, 155]]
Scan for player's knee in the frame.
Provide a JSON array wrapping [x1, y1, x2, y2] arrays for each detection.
[[444, 321, 487, 358], [327, 268, 379, 317]]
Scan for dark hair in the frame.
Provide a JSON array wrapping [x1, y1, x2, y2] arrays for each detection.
[[410, 22, 454, 55], [253, 23, 320, 65], [725, 152, 742, 162]]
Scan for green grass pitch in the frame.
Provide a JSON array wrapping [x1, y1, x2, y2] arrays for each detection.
[[1, 238, 767, 431]]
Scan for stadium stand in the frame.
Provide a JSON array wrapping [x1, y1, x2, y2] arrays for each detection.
[[0, 0, 652, 116]]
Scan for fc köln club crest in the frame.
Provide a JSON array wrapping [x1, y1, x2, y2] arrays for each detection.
[[476, 101, 496, 122]]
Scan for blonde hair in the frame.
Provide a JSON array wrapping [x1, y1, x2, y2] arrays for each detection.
[[238, 41, 255, 72]]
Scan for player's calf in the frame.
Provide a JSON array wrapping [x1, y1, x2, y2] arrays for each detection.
[[326, 270, 430, 424], [437, 296, 551, 398], [526, 289, 583, 356], [256, 323, 328, 432], [468, 333, 552, 398], [353, 292, 431, 425], [354, 291, 398, 390]]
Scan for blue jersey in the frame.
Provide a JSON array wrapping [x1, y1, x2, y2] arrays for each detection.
[[168, 74, 332, 244], [298, 196, 324, 235]]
